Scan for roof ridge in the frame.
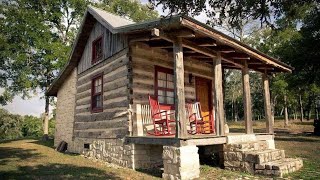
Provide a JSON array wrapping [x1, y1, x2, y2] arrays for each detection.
[[88, 5, 135, 26]]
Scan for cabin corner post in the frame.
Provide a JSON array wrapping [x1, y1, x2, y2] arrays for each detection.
[[242, 60, 253, 134], [262, 72, 274, 134], [213, 52, 225, 136], [173, 37, 187, 138]]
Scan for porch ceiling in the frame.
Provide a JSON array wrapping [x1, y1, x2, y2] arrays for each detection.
[[127, 18, 293, 74]]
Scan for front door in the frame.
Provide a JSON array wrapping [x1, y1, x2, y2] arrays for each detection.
[[195, 77, 213, 133]]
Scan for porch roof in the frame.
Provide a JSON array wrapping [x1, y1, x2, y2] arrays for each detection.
[[47, 6, 293, 96], [117, 15, 293, 73]]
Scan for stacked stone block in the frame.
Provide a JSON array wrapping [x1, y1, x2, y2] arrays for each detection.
[[83, 139, 134, 168], [133, 144, 163, 169], [162, 145, 200, 180], [223, 140, 303, 177]]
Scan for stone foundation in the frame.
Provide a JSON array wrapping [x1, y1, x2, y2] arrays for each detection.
[[134, 144, 163, 169], [82, 139, 134, 168], [223, 140, 303, 177], [162, 145, 200, 180]]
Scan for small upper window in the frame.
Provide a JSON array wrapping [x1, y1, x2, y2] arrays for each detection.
[[91, 74, 103, 113], [92, 36, 103, 64]]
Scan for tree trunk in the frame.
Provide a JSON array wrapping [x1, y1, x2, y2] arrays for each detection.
[[231, 100, 234, 121], [42, 95, 50, 141], [234, 101, 238, 122], [271, 96, 277, 124], [299, 94, 304, 122], [284, 95, 289, 127]]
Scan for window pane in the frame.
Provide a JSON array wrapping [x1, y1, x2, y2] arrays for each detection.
[[167, 74, 173, 81], [158, 80, 166, 88], [167, 91, 174, 98], [158, 72, 166, 80], [158, 96, 165, 104], [96, 86, 101, 93], [167, 97, 174, 104], [96, 95, 102, 108], [158, 90, 164, 96], [167, 81, 174, 89]]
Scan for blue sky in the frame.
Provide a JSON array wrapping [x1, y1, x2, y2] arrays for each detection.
[[1, 0, 209, 117]]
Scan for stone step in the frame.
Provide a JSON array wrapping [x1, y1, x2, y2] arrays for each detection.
[[224, 140, 269, 152], [243, 149, 285, 164], [255, 158, 303, 177]]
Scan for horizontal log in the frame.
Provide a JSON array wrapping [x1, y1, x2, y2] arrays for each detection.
[[104, 87, 128, 100], [74, 117, 128, 130], [104, 78, 129, 92], [74, 127, 128, 139], [75, 108, 128, 122], [76, 90, 91, 101], [103, 98, 129, 109]]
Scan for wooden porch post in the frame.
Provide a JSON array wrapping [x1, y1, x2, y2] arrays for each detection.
[[242, 60, 253, 134], [262, 71, 274, 133], [173, 37, 187, 138], [214, 52, 225, 136]]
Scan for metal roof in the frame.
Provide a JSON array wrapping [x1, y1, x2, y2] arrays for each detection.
[[88, 6, 134, 29]]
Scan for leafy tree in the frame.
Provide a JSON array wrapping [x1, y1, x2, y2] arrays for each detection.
[[95, 0, 158, 22], [0, 109, 23, 140], [0, 0, 158, 141], [149, 0, 317, 28], [0, 0, 88, 140], [21, 115, 43, 137]]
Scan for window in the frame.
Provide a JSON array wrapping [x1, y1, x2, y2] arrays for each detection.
[[92, 36, 103, 64], [155, 66, 174, 105], [91, 74, 103, 113]]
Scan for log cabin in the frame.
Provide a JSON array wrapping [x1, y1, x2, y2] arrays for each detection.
[[47, 6, 303, 179]]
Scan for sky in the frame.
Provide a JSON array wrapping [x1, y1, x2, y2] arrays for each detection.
[[1, 0, 209, 117]]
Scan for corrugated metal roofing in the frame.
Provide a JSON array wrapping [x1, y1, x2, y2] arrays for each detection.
[[88, 6, 134, 28]]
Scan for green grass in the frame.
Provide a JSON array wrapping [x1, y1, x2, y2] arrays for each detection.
[[0, 120, 319, 179], [0, 139, 158, 179]]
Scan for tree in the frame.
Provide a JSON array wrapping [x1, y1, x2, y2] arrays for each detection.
[[95, 0, 158, 22], [0, 0, 88, 140], [0, 109, 23, 140], [0, 0, 158, 140], [149, 0, 317, 28]]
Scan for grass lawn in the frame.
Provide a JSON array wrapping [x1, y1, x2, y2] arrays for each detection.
[[0, 120, 319, 179]]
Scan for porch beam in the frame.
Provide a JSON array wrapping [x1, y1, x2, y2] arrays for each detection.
[[262, 71, 274, 134], [173, 37, 188, 139], [150, 28, 243, 69], [213, 52, 225, 136], [242, 60, 253, 134]]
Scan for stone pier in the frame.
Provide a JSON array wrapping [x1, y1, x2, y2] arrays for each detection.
[[162, 145, 200, 180]]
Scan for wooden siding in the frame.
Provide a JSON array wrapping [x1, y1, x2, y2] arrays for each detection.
[[130, 42, 215, 106], [77, 21, 128, 74], [74, 48, 130, 139]]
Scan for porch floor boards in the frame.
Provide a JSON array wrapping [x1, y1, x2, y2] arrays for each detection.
[[125, 133, 273, 146]]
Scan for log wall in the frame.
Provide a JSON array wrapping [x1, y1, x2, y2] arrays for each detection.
[[74, 48, 130, 139], [77, 21, 128, 74], [130, 42, 214, 105], [130, 42, 215, 135]]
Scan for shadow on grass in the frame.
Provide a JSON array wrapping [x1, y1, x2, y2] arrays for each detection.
[[0, 163, 120, 179], [0, 147, 43, 165], [29, 139, 55, 148], [136, 168, 162, 178]]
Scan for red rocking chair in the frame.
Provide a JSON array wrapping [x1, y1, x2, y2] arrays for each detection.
[[148, 95, 175, 136], [186, 102, 215, 134]]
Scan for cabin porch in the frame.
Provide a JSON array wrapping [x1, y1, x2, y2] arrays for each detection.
[[123, 23, 299, 179]]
